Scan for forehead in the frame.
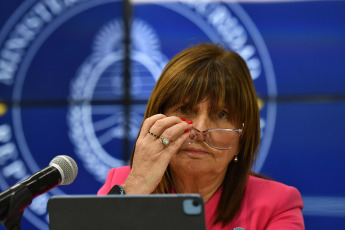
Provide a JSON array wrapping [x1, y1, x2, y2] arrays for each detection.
[[167, 98, 227, 112]]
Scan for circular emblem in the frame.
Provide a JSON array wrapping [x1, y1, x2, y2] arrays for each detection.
[[0, 0, 276, 229], [0, 0, 126, 229], [68, 18, 168, 182]]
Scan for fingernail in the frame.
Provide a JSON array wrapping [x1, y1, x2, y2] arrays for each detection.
[[187, 120, 193, 124], [184, 129, 190, 133], [180, 117, 186, 121]]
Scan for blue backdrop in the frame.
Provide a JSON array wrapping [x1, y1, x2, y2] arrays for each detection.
[[0, 0, 344, 229]]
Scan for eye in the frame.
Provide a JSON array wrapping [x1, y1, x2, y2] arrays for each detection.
[[177, 106, 191, 115], [217, 110, 228, 119]]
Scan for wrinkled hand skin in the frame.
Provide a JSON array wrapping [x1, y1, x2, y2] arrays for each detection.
[[121, 114, 192, 194]]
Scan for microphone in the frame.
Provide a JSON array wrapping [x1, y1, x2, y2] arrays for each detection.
[[0, 155, 78, 219]]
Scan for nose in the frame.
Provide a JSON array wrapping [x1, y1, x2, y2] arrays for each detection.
[[190, 114, 210, 143], [191, 114, 210, 132], [189, 127, 206, 142]]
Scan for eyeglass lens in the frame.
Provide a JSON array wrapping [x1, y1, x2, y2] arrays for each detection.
[[183, 128, 240, 149]]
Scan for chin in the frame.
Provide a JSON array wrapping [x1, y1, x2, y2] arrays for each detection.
[[170, 155, 211, 174]]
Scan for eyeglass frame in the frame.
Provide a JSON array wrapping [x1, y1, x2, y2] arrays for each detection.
[[183, 123, 244, 150]]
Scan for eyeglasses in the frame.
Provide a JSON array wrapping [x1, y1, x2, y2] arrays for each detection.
[[183, 124, 244, 150]]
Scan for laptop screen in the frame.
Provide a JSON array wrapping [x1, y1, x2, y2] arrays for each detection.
[[48, 194, 206, 230]]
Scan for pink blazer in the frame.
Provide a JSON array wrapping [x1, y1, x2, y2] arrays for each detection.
[[98, 166, 304, 230]]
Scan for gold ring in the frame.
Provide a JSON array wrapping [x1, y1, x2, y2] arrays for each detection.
[[148, 131, 158, 138]]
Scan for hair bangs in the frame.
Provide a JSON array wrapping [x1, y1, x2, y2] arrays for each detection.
[[162, 61, 223, 113], [208, 60, 243, 126]]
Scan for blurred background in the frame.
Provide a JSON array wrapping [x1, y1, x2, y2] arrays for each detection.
[[0, 0, 344, 229]]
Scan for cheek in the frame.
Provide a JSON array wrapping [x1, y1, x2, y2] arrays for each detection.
[[220, 142, 240, 162], [232, 141, 241, 156], [218, 149, 236, 163]]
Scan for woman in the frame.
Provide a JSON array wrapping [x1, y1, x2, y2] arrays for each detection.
[[98, 43, 304, 229]]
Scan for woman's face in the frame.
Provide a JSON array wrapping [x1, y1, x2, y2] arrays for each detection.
[[165, 99, 241, 177]]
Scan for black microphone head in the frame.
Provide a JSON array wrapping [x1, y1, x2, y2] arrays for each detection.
[[49, 155, 78, 185]]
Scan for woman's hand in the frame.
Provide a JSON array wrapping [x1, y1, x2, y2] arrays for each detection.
[[121, 114, 193, 194]]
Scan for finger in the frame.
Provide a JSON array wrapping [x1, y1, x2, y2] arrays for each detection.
[[149, 116, 192, 138], [139, 114, 167, 140], [148, 130, 159, 139], [138, 121, 191, 156], [158, 121, 192, 143], [158, 131, 190, 159]]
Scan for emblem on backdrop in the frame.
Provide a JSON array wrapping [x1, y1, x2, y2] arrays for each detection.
[[68, 18, 168, 182]]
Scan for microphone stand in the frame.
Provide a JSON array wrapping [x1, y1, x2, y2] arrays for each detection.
[[0, 184, 32, 230]]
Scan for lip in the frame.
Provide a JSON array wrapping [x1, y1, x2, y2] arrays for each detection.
[[181, 148, 211, 155]]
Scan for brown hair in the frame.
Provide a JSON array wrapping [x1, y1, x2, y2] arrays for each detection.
[[130, 43, 260, 224]]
